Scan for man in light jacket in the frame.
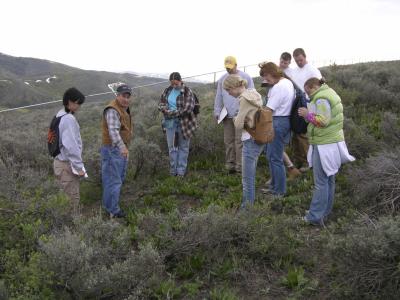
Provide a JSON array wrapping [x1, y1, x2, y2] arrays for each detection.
[[214, 56, 255, 174], [53, 87, 86, 215]]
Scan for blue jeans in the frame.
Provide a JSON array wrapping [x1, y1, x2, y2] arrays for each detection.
[[165, 118, 190, 176], [305, 146, 335, 224], [241, 139, 264, 208], [101, 145, 128, 215], [265, 116, 291, 195]]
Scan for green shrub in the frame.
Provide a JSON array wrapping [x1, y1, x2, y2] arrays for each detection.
[[40, 216, 164, 299], [328, 216, 400, 299], [346, 148, 400, 215]]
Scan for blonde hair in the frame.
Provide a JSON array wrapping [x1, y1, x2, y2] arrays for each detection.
[[223, 74, 248, 90]]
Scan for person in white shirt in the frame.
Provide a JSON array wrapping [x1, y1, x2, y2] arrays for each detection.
[[259, 62, 295, 196], [278, 52, 301, 180], [279, 52, 294, 79], [291, 48, 322, 171]]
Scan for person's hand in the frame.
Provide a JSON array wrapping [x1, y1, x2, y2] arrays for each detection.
[[121, 146, 129, 159], [78, 170, 86, 177], [298, 107, 309, 118]]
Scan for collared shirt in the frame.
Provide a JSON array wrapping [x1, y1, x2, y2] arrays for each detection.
[[104, 108, 125, 149]]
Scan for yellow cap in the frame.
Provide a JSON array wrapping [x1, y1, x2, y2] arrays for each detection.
[[224, 56, 237, 69]]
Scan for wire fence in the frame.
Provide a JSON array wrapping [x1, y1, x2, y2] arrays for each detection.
[[0, 58, 379, 114]]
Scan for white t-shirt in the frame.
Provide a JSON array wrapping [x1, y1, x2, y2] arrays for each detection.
[[291, 63, 322, 92], [283, 67, 294, 79], [266, 78, 295, 116]]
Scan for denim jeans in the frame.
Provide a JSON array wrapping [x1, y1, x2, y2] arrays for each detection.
[[165, 118, 190, 176], [101, 145, 128, 215], [305, 146, 335, 224], [265, 116, 291, 195], [241, 138, 264, 208]]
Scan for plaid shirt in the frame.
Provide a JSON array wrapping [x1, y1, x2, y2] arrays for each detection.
[[158, 84, 198, 139], [104, 108, 126, 149]]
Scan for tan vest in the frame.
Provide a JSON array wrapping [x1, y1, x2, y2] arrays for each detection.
[[102, 99, 133, 146]]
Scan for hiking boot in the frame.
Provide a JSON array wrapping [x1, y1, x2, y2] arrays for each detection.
[[261, 187, 273, 194], [110, 210, 126, 219], [287, 166, 301, 180]]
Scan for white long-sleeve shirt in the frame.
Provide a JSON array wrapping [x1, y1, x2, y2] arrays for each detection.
[[55, 109, 84, 172]]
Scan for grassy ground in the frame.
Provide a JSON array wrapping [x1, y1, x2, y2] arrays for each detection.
[[75, 152, 354, 299]]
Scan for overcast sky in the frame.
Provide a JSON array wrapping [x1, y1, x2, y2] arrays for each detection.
[[1, 0, 399, 78]]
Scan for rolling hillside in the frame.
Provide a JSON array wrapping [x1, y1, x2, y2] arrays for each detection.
[[0, 52, 166, 108]]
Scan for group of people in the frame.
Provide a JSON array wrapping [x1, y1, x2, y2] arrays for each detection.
[[53, 47, 354, 225], [217, 49, 354, 224]]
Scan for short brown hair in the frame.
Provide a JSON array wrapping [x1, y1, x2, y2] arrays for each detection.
[[280, 52, 291, 61], [259, 62, 283, 79], [293, 48, 306, 57], [304, 77, 326, 90]]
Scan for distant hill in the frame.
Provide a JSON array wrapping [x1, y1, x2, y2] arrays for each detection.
[[0, 52, 165, 108]]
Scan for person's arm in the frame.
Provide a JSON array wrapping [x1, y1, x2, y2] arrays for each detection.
[[60, 116, 84, 173], [299, 99, 331, 127], [214, 79, 223, 119]]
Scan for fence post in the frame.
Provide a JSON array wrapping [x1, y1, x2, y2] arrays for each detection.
[[214, 72, 216, 88]]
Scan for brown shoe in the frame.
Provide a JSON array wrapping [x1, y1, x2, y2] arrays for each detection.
[[287, 167, 301, 180]]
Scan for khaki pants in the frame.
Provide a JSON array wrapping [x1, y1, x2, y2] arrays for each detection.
[[223, 118, 242, 172], [53, 159, 80, 214], [292, 133, 309, 168]]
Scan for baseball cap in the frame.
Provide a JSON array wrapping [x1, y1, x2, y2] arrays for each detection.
[[224, 56, 237, 69], [116, 84, 132, 95]]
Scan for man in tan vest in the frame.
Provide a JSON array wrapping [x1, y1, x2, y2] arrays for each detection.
[[101, 84, 133, 218]]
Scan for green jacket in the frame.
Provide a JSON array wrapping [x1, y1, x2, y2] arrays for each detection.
[[307, 84, 344, 145]]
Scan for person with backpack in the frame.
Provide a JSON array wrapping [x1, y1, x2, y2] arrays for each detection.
[[259, 62, 295, 197], [159, 72, 197, 177], [52, 87, 86, 214], [214, 56, 255, 174], [101, 84, 133, 218], [299, 78, 354, 225], [223, 74, 265, 208]]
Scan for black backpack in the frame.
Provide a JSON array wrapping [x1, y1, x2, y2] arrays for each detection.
[[289, 84, 308, 134], [47, 115, 65, 157]]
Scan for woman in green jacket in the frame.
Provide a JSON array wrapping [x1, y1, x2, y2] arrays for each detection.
[[298, 78, 354, 225]]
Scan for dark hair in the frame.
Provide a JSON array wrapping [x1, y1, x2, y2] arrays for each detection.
[[280, 52, 292, 61], [304, 77, 326, 89], [169, 72, 182, 81], [293, 48, 306, 57], [63, 87, 85, 113]]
